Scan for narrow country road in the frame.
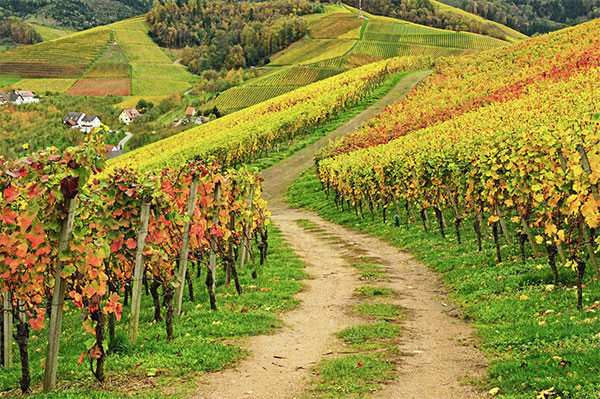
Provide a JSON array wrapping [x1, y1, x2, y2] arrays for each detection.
[[193, 70, 486, 399]]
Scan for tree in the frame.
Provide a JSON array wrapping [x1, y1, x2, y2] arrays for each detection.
[[224, 45, 246, 70]]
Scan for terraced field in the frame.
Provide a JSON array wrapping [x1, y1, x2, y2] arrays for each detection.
[[207, 4, 511, 114], [0, 17, 195, 96]]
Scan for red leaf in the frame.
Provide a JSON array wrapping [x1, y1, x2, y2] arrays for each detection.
[[125, 238, 137, 250], [3, 185, 19, 202], [240, 308, 248, 313], [60, 176, 79, 199], [26, 232, 44, 249], [110, 238, 123, 253], [356, 362, 362, 368]]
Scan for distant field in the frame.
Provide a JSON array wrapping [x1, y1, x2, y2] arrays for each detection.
[[309, 13, 363, 39], [1, 17, 195, 97], [271, 39, 356, 65], [67, 78, 131, 96], [0, 77, 21, 89], [12, 78, 76, 93], [210, 3, 513, 115], [30, 24, 73, 41], [0, 27, 112, 78]]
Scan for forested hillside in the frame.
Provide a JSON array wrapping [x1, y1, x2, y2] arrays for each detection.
[[147, 0, 321, 73], [343, 0, 506, 39], [0, 0, 153, 30], [0, 16, 40, 43], [439, 0, 600, 34]]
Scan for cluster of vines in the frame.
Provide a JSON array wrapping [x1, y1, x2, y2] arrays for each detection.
[[0, 135, 269, 393]]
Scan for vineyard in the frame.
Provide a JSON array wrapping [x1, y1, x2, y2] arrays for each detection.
[[311, 19, 600, 397], [115, 57, 430, 173], [0, 17, 195, 96], [210, 3, 510, 115]]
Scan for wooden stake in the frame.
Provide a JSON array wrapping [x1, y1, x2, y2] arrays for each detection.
[[2, 291, 12, 368], [577, 142, 600, 201], [209, 183, 222, 292], [494, 202, 511, 245], [128, 201, 151, 346], [174, 177, 200, 317], [238, 186, 255, 271], [43, 197, 77, 392], [520, 217, 540, 257]]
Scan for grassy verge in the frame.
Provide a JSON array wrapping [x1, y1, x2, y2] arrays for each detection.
[[0, 227, 307, 399], [293, 219, 403, 398], [246, 71, 412, 172], [287, 167, 600, 399]]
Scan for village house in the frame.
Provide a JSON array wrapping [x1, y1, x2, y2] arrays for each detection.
[[185, 107, 196, 121], [119, 108, 141, 125], [105, 144, 124, 160], [63, 112, 102, 133], [0, 90, 39, 105]]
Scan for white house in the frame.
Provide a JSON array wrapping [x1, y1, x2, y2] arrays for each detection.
[[119, 108, 141, 125], [0, 90, 39, 105], [63, 112, 102, 133], [79, 114, 102, 133], [14, 90, 39, 104]]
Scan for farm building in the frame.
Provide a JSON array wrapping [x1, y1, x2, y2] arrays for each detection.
[[119, 108, 141, 125], [105, 144, 124, 159], [63, 112, 102, 133], [185, 107, 196, 121], [0, 90, 39, 105]]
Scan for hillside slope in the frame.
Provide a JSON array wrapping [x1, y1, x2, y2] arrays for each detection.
[[0, 17, 196, 96], [0, 0, 153, 30], [207, 3, 508, 114], [319, 18, 600, 159]]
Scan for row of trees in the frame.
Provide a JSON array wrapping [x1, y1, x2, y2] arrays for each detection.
[[342, 0, 507, 40], [0, 17, 41, 44], [146, 0, 322, 74]]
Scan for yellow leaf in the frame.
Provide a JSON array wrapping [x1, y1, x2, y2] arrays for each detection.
[[520, 294, 529, 300], [511, 216, 520, 223], [535, 235, 544, 244], [557, 230, 565, 242], [489, 387, 500, 396], [489, 215, 500, 223]]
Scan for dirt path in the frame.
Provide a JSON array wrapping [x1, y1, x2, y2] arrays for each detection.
[[194, 71, 486, 398]]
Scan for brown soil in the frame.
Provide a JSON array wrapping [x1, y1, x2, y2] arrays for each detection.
[[193, 71, 487, 399]]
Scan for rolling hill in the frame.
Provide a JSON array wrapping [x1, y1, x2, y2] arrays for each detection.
[[0, 17, 196, 96], [206, 3, 511, 114]]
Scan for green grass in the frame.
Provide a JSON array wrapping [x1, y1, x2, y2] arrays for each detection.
[[355, 303, 403, 321], [312, 353, 396, 397], [287, 167, 600, 399], [354, 286, 395, 298], [0, 227, 307, 398], [338, 322, 401, 347], [0, 77, 21, 89]]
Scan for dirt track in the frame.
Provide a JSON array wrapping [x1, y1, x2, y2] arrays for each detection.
[[193, 71, 487, 399]]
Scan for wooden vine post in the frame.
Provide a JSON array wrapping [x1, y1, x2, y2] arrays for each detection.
[[128, 201, 151, 346], [238, 186, 255, 271], [2, 291, 13, 368], [576, 142, 600, 279], [520, 217, 540, 257], [494, 201, 512, 245], [207, 182, 222, 311], [174, 176, 200, 317], [43, 197, 77, 392]]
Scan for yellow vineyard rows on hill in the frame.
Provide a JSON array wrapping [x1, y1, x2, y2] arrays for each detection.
[[107, 57, 431, 174], [317, 18, 600, 246]]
